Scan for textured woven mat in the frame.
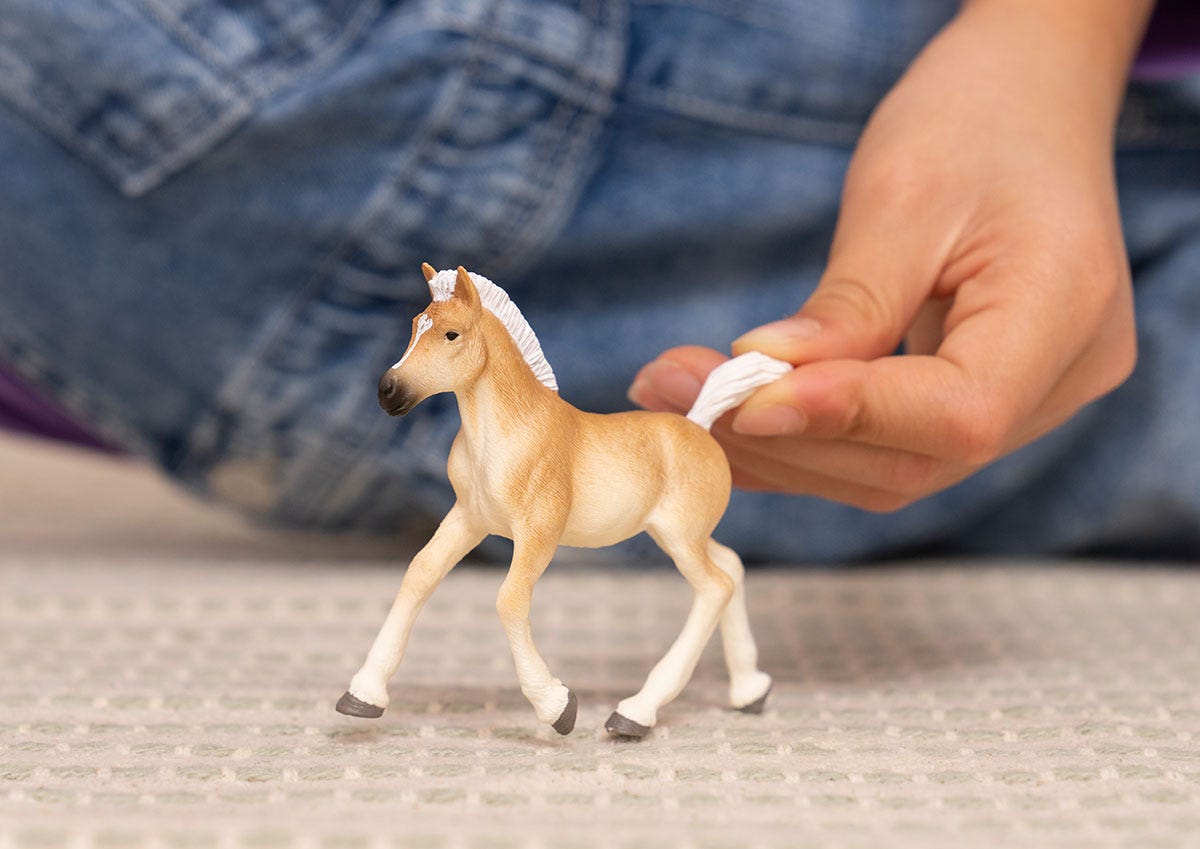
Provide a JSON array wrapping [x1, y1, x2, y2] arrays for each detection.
[[2, 556, 1199, 849]]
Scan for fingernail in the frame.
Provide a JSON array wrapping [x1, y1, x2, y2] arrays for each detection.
[[734, 317, 821, 349], [732, 404, 807, 436], [627, 377, 653, 407], [640, 359, 702, 409], [628, 378, 684, 413]]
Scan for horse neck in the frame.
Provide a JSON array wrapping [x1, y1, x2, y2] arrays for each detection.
[[455, 313, 559, 445]]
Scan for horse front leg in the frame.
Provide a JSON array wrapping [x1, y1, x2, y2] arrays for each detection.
[[336, 503, 485, 718], [496, 532, 577, 735]]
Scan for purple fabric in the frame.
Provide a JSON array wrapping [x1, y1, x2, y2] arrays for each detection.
[[1135, 0, 1200, 80], [0, 366, 118, 451]]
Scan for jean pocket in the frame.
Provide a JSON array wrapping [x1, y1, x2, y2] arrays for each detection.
[[0, 0, 376, 196], [623, 0, 957, 141]]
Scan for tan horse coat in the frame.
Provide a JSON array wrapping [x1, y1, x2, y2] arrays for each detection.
[[337, 265, 775, 738]]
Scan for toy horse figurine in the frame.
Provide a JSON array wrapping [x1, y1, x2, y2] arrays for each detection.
[[336, 264, 790, 738]]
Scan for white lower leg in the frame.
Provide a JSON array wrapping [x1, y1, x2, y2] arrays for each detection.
[[345, 505, 481, 709], [348, 593, 421, 707], [503, 620, 570, 724], [709, 541, 772, 708], [496, 552, 570, 726], [616, 584, 728, 728]]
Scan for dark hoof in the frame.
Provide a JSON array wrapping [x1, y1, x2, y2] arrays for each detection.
[[335, 691, 385, 719], [551, 690, 578, 736], [735, 684, 772, 715], [605, 711, 651, 740]]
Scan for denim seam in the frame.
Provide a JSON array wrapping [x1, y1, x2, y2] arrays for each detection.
[[632, 0, 812, 36], [621, 81, 863, 145], [190, 62, 481, 416], [175, 11, 503, 521], [126, 0, 383, 194], [313, 2, 624, 514], [134, 0, 258, 98], [428, 4, 612, 85], [0, 61, 251, 198], [244, 1, 616, 389], [177, 1, 629, 527], [121, 100, 256, 198], [0, 2, 381, 197], [484, 99, 601, 272], [135, 0, 382, 102], [469, 0, 623, 274]]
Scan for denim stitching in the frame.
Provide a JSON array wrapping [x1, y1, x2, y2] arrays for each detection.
[[133, 0, 258, 99], [128, 0, 383, 192], [195, 71, 481, 411], [632, 0, 823, 38], [177, 7, 504, 523], [0, 0, 381, 196], [621, 81, 864, 145], [178, 1, 629, 527], [470, 0, 623, 274], [0, 42, 251, 197], [120, 100, 257, 197], [491, 85, 617, 274], [310, 2, 623, 518], [428, 0, 616, 85], [135, 0, 381, 102]]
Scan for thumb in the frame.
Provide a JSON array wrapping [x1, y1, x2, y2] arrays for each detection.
[[733, 189, 947, 364]]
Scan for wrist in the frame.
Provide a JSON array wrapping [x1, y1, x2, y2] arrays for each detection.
[[952, 0, 1156, 128]]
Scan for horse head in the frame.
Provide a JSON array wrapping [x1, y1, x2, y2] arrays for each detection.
[[377, 264, 487, 416]]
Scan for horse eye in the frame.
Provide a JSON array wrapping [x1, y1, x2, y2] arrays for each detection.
[[445, 331, 459, 341]]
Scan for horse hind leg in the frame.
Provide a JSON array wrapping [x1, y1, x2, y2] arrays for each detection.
[[708, 539, 772, 713], [605, 530, 734, 740]]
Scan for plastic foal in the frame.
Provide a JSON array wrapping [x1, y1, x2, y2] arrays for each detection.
[[336, 265, 790, 739]]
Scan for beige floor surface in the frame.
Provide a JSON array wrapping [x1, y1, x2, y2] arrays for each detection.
[[2, 432, 1198, 849]]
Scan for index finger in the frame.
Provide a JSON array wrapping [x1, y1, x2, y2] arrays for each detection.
[[732, 271, 1087, 462]]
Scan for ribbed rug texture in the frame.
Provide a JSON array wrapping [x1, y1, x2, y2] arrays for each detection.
[[2, 556, 1199, 849]]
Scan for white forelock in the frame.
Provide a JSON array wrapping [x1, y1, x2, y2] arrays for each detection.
[[428, 269, 558, 391]]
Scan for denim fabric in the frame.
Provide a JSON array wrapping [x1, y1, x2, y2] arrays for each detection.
[[1, 0, 1198, 562]]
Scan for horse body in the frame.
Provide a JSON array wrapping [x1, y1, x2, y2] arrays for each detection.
[[562, 410, 730, 549], [448, 307, 730, 551], [336, 265, 782, 738]]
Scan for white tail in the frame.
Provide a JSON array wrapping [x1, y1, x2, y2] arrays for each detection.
[[686, 352, 793, 431]]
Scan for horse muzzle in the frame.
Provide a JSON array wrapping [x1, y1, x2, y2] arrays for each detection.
[[378, 373, 418, 416]]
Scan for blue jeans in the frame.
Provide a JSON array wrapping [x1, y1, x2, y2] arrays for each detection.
[[1, 0, 1198, 562]]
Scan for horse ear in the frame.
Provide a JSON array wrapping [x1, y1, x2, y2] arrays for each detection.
[[455, 266, 481, 313], [421, 262, 436, 283]]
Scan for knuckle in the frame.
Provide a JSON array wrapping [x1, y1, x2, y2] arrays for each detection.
[[838, 392, 872, 441], [823, 363, 876, 441], [816, 274, 898, 345]]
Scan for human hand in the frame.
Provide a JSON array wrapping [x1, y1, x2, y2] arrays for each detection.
[[628, 0, 1151, 511]]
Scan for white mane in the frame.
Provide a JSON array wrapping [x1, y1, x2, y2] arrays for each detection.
[[428, 269, 558, 392]]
